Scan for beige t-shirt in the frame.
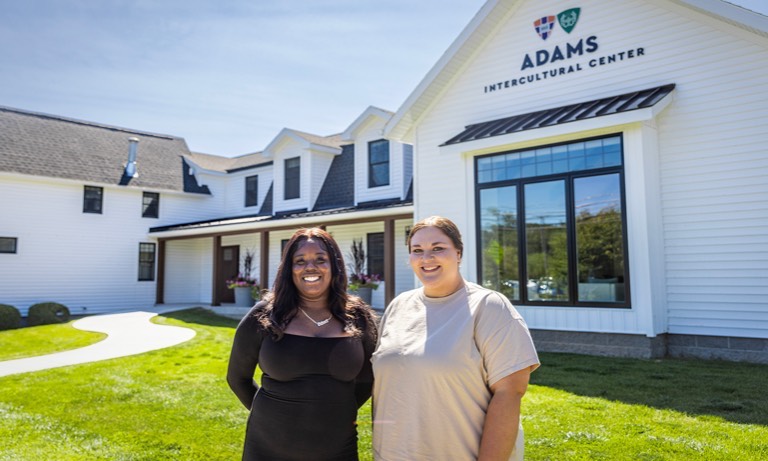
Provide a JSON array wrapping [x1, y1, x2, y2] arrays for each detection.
[[371, 281, 539, 461]]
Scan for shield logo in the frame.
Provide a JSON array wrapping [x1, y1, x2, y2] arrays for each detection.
[[533, 16, 556, 40], [557, 8, 580, 34]]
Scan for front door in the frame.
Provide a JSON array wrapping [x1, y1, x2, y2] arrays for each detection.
[[218, 245, 239, 303]]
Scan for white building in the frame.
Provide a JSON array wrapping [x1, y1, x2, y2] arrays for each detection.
[[1, 0, 766, 363], [0, 105, 413, 314], [385, 0, 768, 362]]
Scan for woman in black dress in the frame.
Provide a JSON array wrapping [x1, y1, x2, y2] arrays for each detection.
[[227, 228, 378, 461]]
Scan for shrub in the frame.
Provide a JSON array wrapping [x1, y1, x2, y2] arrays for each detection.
[[0, 304, 22, 330], [27, 302, 70, 327]]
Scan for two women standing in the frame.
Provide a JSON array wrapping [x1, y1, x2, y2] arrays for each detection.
[[228, 217, 538, 460]]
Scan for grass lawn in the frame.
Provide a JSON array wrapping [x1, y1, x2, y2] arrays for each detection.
[[1, 307, 766, 460], [0, 321, 106, 361]]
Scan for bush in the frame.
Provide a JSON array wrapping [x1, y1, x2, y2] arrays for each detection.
[[27, 302, 70, 327], [0, 304, 22, 330]]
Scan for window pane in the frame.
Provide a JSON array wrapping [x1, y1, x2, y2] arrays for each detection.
[[0, 237, 17, 253], [575, 174, 626, 302], [479, 186, 519, 301], [285, 157, 300, 199], [138, 243, 156, 281], [142, 192, 159, 218], [369, 140, 390, 187], [83, 186, 103, 213], [245, 176, 258, 207], [525, 180, 569, 302]]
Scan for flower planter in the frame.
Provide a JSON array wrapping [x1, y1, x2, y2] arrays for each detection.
[[350, 286, 373, 305], [233, 286, 255, 307]]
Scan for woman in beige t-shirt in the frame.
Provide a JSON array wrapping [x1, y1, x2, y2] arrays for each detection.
[[372, 216, 539, 460]]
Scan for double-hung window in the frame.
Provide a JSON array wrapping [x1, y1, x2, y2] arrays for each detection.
[[245, 175, 259, 207], [284, 157, 300, 199], [138, 243, 156, 281], [83, 186, 103, 214], [476, 134, 629, 307], [368, 140, 390, 187], [142, 192, 159, 218]]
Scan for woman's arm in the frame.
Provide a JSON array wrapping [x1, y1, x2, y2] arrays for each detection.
[[477, 367, 532, 461], [226, 314, 264, 409]]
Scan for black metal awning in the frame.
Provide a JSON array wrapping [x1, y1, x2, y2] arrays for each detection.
[[442, 83, 675, 146]]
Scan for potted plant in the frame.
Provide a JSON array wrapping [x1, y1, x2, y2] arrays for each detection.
[[347, 239, 380, 304], [227, 248, 259, 307], [227, 274, 259, 307]]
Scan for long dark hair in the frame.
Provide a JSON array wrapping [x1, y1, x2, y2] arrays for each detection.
[[255, 227, 373, 339]]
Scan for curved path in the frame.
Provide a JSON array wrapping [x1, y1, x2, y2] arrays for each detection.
[[0, 311, 196, 377]]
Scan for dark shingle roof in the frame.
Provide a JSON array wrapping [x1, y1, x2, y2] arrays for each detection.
[[0, 106, 204, 193], [443, 84, 675, 146], [313, 144, 355, 211]]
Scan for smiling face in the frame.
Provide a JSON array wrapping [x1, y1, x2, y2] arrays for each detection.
[[291, 238, 332, 305], [409, 225, 464, 298]]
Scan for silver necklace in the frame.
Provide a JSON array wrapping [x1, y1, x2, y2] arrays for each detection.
[[299, 307, 332, 327]]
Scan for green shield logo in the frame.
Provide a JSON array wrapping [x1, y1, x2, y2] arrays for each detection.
[[557, 8, 580, 34]]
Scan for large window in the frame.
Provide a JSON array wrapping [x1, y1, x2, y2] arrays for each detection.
[[0, 237, 17, 254], [284, 157, 300, 199], [476, 135, 628, 307], [138, 243, 156, 281], [245, 175, 259, 207], [83, 186, 103, 214], [142, 192, 159, 218], [368, 139, 390, 187]]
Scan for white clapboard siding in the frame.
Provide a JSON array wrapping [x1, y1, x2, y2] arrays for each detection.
[[409, 0, 768, 337]]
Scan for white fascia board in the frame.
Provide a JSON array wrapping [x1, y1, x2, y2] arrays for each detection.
[[676, 0, 768, 35], [148, 205, 414, 239], [307, 144, 342, 156], [262, 128, 308, 158], [341, 106, 394, 141], [439, 104, 672, 158]]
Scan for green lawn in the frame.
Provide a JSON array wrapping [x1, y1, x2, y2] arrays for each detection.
[[0, 321, 106, 361], [1, 308, 766, 460]]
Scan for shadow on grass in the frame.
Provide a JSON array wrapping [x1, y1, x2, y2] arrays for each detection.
[[531, 352, 768, 426], [161, 307, 239, 328]]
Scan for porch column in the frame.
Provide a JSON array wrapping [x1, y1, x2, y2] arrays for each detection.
[[384, 218, 395, 306], [155, 239, 166, 304], [260, 230, 270, 293], [212, 235, 222, 306]]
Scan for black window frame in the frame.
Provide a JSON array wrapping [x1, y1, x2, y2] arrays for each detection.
[[0, 237, 17, 254], [367, 232, 385, 280], [138, 242, 156, 281], [142, 191, 160, 218], [474, 133, 631, 308], [368, 139, 390, 188], [284, 157, 300, 200], [83, 185, 103, 214], [245, 175, 259, 207]]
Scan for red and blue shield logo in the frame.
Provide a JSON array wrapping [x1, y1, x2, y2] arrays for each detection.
[[534, 16, 556, 40]]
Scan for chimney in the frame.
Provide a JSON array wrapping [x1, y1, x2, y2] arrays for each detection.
[[125, 137, 140, 178]]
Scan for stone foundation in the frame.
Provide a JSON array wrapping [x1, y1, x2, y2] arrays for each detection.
[[530, 330, 768, 364]]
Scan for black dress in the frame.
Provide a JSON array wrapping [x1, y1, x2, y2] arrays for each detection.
[[227, 306, 375, 461]]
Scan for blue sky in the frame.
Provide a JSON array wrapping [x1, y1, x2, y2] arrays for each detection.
[[1, 0, 765, 157]]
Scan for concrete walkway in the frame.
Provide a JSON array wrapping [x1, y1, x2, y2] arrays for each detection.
[[0, 311, 196, 378]]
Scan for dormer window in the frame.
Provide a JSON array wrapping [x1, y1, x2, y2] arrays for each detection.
[[284, 157, 300, 199], [245, 175, 259, 207], [368, 139, 390, 188]]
